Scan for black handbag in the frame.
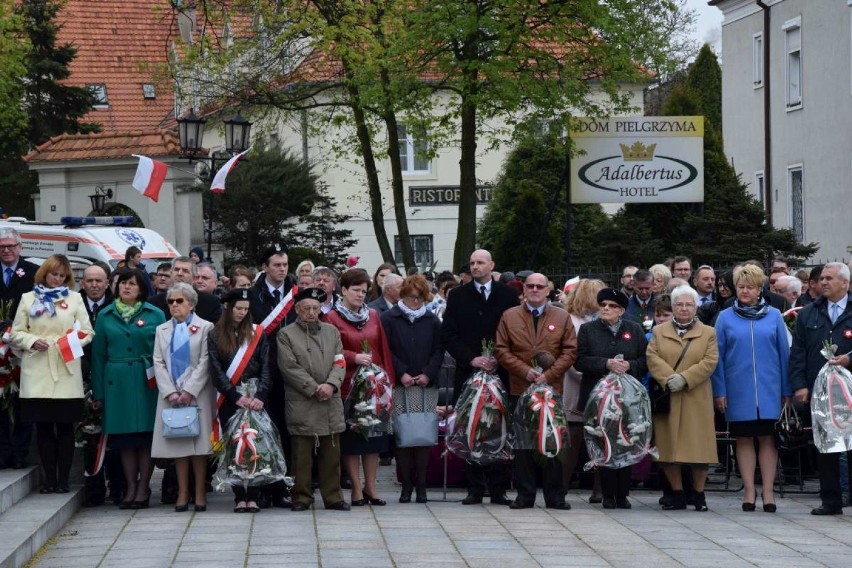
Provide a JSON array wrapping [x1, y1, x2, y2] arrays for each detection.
[[650, 339, 693, 414], [776, 402, 808, 448]]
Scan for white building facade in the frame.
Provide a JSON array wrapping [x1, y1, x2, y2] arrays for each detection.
[[713, 0, 852, 261]]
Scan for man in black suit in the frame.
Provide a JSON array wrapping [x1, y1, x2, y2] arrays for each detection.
[[0, 227, 37, 469], [249, 243, 298, 508], [367, 272, 402, 314], [149, 257, 222, 323], [79, 264, 125, 506], [441, 249, 519, 505]]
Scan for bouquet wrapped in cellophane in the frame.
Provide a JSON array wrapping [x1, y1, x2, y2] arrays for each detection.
[[583, 356, 657, 470], [446, 340, 512, 464], [811, 341, 852, 453], [0, 318, 21, 425], [512, 380, 570, 459], [344, 340, 392, 439], [214, 379, 289, 491]]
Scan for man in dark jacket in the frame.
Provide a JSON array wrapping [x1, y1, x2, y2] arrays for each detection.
[[790, 262, 852, 515], [149, 257, 222, 323], [0, 227, 37, 469], [441, 249, 519, 505], [368, 273, 402, 314], [624, 269, 655, 326]]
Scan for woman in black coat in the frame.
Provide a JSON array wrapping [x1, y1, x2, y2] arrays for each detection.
[[380, 275, 443, 504], [208, 289, 271, 513], [575, 288, 647, 510]]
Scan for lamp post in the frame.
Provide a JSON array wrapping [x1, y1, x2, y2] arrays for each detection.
[[175, 108, 252, 262], [88, 185, 113, 215]]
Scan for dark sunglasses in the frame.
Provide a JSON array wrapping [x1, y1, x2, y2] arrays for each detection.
[[167, 298, 186, 305], [525, 283, 547, 290]]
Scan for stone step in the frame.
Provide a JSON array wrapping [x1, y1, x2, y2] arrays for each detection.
[[0, 487, 82, 568], [0, 467, 38, 516]]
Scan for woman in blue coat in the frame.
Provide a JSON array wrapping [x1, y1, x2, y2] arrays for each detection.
[[712, 264, 791, 513], [92, 269, 165, 509]]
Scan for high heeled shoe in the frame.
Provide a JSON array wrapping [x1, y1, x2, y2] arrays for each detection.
[[742, 502, 756, 512], [362, 489, 386, 506], [763, 503, 777, 513], [194, 503, 207, 512], [174, 503, 189, 512], [132, 489, 151, 509]]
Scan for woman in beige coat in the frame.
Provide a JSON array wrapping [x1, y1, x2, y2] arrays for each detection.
[[646, 285, 719, 512], [152, 283, 214, 512], [12, 255, 93, 493]]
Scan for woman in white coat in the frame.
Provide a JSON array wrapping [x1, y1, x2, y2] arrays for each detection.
[[152, 282, 214, 512], [11, 255, 93, 493]]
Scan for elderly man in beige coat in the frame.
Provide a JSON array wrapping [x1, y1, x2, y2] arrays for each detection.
[[278, 287, 350, 512]]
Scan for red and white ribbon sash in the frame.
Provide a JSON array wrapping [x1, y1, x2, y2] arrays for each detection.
[[367, 368, 391, 416], [594, 377, 632, 464], [466, 375, 506, 454], [530, 389, 561, 458], [828, 370, 852, 430], [146, 366, 156, 389], [213, 325, 264, 442], [57, 329, 86, 363], [260, 288, 297, 335], [83, 434, 108, 477]]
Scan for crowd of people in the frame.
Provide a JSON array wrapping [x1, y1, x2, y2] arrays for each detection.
[[2, 224, 852, 517]]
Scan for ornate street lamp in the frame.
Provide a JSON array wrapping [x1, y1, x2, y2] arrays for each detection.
[[176, 108, 206, 155], [224, 112, 252, 154], [88, 185, 113, 215]]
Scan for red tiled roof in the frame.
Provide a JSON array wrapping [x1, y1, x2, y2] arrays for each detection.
[[58, 0, 179, 132], [23, 129, 187, 163]]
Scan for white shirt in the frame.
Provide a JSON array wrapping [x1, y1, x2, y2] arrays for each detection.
[[475, 280, 493, 300]]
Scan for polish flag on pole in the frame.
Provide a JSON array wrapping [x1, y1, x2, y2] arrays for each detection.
[[131, 155, 168, 202], [57, 329, 86, 363], [210, 148, 250, 193], [563, 276, 580, 293]]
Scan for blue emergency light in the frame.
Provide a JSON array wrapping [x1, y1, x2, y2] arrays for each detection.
[[60, 216, 135, 227]]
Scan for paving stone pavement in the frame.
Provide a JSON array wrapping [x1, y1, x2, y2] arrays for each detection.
[[29, 466, 852, 568]]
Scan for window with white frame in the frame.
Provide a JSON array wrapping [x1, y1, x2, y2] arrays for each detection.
[[753, 33, 763, 87], [784, 19, 802, 108], [788, 165, 804, 243], [397, 125, 431, 174], [87, 83, 108, 107], [754, 171, 765, 206], [394, 235, 434, 266]]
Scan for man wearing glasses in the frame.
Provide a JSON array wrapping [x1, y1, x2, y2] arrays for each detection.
[[620, 265, 638, 298], [0, 227, 37, 469], [153, 263, 172, 293], [495, 272, 577, 510]]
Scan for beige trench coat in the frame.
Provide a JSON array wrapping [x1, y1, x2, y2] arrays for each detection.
[[151, 316, 215, 459], [646, 321, 719, 464]]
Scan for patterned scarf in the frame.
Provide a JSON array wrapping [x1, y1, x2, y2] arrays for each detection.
[[671, 316, 698, 336], [114, 300, 142, 323], [397, 301, 427, 323], [30, 285, 69, 318], [169, 314, 193, 387], [333, 297, 370, 329], [733, 297, 770, 320]]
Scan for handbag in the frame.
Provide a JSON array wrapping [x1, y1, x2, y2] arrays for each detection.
[[650, 339, 693, 414], [161, 406, 201, 439], [776, 402, 808, 448], [393, 387, 439, 448]]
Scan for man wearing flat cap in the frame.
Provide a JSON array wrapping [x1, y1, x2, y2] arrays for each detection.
[[495, 272, 578, 510], [249, 242, 298, 508], [277, 288, 350, 511]]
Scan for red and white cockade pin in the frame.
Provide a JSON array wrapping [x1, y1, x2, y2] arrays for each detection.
[[136, 319, 145, 327], [189, 325, 199, 334], [547, 324, 556, 332], [622, 332, 632, 341], [843, 329, 852, 340], [59, 301, 68, 309]]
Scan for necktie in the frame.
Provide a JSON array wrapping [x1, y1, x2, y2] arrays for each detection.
[[272, 289, 281, 305], [701, 297, 709, 306], [91, 302, 100, 322], [532, 308, 540, 331], [831, 303, 840, 324], [3, 267, 11, 287], [641, 301, 647, 313], [480, 285, 487, 302]]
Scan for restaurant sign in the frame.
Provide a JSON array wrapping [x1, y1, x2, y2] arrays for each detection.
[[409, 185, 493, 206], [570, 116, 704, 203]]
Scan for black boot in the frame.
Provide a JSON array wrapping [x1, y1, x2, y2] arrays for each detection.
[[399, 485, 413, 503], [693, 491, 708, 512], [415, 486, 428, 504], [662, 490, 686, 510]]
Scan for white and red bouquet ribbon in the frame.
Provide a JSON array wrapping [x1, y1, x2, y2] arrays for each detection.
[[83, 434, 108, 477], [466, 375, 507, 453], [811, 341, 852, 452], [530, 388, 562, 458], [233, 420, 259, 473]]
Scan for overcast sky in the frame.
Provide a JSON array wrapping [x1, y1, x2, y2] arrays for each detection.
[[686, 0, 724, 52]]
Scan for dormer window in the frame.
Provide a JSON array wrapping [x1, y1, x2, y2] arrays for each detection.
[[142, 84, 156, 99]]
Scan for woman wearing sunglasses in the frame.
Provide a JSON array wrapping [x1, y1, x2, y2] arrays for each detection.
[[151, 282, 215, 512]]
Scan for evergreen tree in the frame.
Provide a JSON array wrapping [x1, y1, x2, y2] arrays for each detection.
[[286, 191, 358, 273], [211, 144, 320, 266]]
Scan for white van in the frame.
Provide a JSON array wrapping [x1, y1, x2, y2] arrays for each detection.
[[0, 216, 180, 281]]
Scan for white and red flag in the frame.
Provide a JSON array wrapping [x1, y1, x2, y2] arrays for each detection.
[[57, 329, 86, 363], [131, 155, 168, 202], [563, 276, 580, 293], [210, 148, 250, 193]]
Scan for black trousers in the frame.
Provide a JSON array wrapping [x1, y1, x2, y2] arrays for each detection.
[[36, 422, 74, 487], [600, 466, 632, 499], [818, 450, 852, 509], [466, 460, 511, 497], [514, 449, 565, 506], [0, 397, 32, 464]]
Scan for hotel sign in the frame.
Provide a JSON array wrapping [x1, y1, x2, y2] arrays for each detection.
[[409, 185, 493, 206], [570, 116, 704, 203]]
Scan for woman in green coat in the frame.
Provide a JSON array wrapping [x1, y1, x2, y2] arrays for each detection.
[[92, 269, 165, 509]]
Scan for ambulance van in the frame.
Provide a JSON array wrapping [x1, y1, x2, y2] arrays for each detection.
[[0, 216, 180, 282]]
